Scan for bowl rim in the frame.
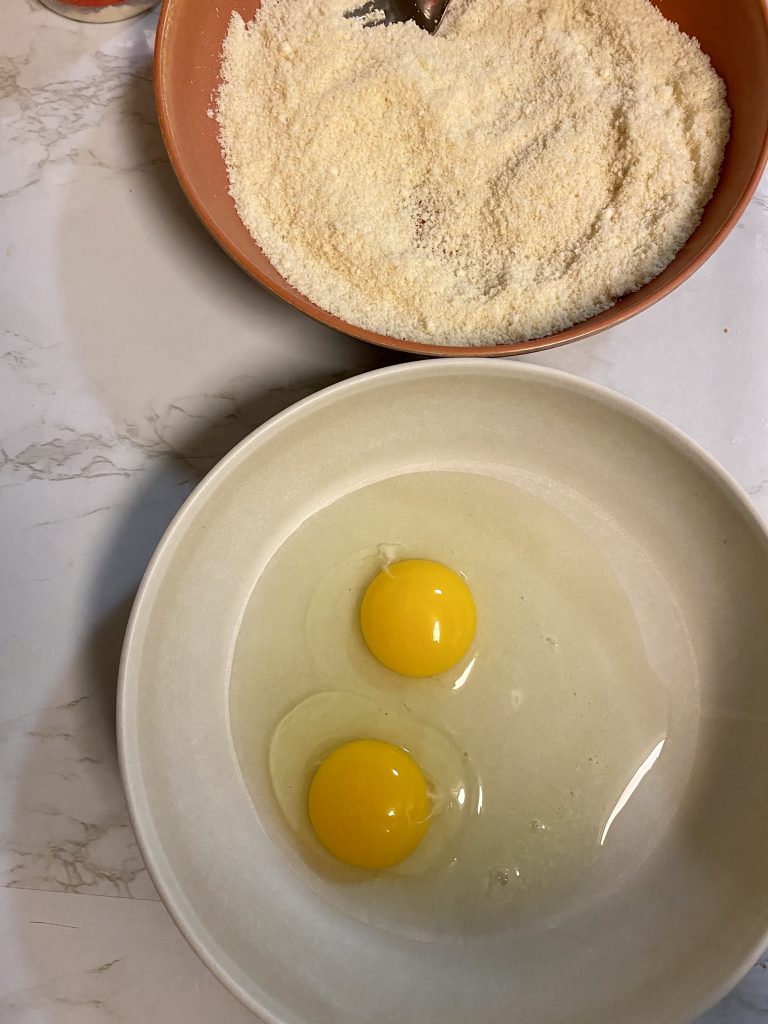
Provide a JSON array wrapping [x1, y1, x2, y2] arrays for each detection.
[[118, 358, 768, 1024], [153, 0, 768, 358]]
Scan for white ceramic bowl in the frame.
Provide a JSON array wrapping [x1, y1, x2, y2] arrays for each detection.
[[119, 360, 768, 1024]]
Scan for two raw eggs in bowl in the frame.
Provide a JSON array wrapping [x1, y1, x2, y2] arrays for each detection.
[[229, 469, 693, 941], [305, 555, 476, 871], [120, 361, 768, 1023]]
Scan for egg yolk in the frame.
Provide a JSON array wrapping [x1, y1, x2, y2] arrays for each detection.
[[359, 559, 476, 677], [308, 739, 431, 870]]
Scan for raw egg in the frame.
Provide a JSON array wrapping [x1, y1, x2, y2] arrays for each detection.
[[268, 690, 477, 876], [308, 739, 431, 869], [360, 559, 477, 677]]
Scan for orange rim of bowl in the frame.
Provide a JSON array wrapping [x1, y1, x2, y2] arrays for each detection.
[[153, 0, 768, 358]]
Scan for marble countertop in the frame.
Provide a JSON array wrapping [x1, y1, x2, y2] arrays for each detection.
[[2, 1, 768, 1019]]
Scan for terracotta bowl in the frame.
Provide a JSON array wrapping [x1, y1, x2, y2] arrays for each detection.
[[154, 0, 768, 357]]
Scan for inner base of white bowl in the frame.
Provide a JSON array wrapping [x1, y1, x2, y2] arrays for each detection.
[[229, 466, 697, 944]]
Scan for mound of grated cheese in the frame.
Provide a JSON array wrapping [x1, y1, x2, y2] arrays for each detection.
[[216, 0, 730, 346]]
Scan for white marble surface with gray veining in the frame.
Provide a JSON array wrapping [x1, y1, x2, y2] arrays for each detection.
[[1, 0, 767, 1019]]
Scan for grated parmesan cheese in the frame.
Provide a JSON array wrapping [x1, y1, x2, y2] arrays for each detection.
[[217, 0, 730, 346]]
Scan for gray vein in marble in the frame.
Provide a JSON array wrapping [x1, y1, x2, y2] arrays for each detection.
[[0, 952, 116, 1018], [0, 436, 139, 484], [3, 328, 62, 353], [0, 698, 91, 731], [1, 686, 156, 899], [5, 819, 149, 897], [89, 959, 122, 974], [29, 919, 79, 930], [0, 174, 41, 202], [53, 996, 104, 1009], [27, 506, 113, 530], [1, 349, 32, 370], [1, 43, 165, 195]]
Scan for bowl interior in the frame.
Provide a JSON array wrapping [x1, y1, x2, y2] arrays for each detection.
[[120, 360, 768, 1024], [155, 0, 768, 356]]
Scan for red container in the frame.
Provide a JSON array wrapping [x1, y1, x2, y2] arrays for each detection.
[[40, 0, 157, 22]]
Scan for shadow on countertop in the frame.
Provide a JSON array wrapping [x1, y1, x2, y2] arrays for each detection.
[[4, 30, 413, 907]]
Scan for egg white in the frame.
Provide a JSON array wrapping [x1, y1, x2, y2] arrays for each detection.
[[269, 689, 479, 876], [230, 470, 698, 939]]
